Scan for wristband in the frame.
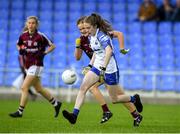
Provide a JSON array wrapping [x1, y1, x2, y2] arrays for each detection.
[[100, 66, 106, 71], [76, 46, 80, 48], [88, 64, 92, 68]]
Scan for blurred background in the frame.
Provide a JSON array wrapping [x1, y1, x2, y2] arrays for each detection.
[[0, 0, 180, 103]]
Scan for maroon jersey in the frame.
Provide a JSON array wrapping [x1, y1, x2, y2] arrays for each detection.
[[17, 30, 51, 69], [80, 36, 93, 59]]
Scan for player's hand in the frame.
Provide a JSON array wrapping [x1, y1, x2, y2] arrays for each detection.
[[99, 66, 106, 82], [75, 38, 81, 48], [120, 49, 130, 55], [19, 45, 27, 55], [82, 64, 92, 75], [19, 49, 27, 55]]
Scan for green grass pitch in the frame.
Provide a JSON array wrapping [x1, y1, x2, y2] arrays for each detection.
[[0, 100, 180, 133]]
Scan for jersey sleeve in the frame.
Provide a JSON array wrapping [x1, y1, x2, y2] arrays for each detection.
[[98, 33, 112, 49], [17, 35, 23, 46], [41, 33, 53, 47]]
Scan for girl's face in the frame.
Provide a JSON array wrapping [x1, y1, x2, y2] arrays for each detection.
[[78, 22, 89, 37], [78, 22, 87, 36], [26, 18, 37, 32], [84, 22, 96, 36]]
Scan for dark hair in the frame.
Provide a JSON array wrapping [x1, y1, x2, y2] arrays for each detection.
[[84, 13, 113, 35], [76, 16, 87, 26]]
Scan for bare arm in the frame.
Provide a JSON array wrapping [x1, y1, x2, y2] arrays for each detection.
[[45, 43, 56, 54], [111, 31, 124, 49], [74, 38, 83, 60], [74, 48, 83, 61], [103, 45, 113, 68], [110, 31, 129, 54], [99, 45, 112, 82], [81, 52, 95, 75], [89, 52, 95, 66]]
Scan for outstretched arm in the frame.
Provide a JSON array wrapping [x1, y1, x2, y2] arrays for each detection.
[[45, 43, 56, 55], [103, 45, 113, 68], [90, 52, 95, 66], [111, 31, 124, 49], [110, 31, 129, 55], [74, 38, 83, 61]]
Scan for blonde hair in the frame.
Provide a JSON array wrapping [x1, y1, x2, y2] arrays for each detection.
[[76, 16, 87, 26], [23, 16, 39, 32]]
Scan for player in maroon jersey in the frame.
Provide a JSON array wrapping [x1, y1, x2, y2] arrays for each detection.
[[9, 16, 61, 118], [63, 15, 142, 125]]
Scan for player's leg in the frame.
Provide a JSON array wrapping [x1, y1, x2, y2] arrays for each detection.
[[9, 75, 35, 117], [28, 88, 37, 101], [107, 85, 143, 126], [116, 86, 143, 126], [104, 71, 143, 125], [115, 85, 143, 112], [89, 83, 113, 123], [22, 67, 37, 100], [62, 71, 99, 124], [33, 77, 61, 118], [89, 83, 105, 106]]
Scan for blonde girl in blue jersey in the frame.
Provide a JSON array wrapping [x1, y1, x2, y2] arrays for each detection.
[[62, 13, 143, 127]]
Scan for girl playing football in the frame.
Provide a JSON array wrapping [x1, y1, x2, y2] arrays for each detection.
[[63, 13, 143, 127], [9, 16, 61, 118]]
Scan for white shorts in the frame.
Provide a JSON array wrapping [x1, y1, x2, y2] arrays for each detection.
[[26, 65, 44, 77]]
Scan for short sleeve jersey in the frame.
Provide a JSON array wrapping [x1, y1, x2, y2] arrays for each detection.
[[90, 29, 118, 73], [17, 31, 51, 69]]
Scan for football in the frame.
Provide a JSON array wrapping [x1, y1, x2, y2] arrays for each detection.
[[62, 69, 77, 85]]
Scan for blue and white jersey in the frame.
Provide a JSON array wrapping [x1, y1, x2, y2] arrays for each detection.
[[90, 29, 118, 74]]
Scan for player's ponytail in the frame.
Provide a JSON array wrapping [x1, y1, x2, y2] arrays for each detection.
[[85, 13, 113, 35], [22, 26, 28, 32]]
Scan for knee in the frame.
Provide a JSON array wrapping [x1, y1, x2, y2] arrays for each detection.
[[89, 89, 93, 94], [80, 85, 89, 94], [21, 86, 28, 92], [89, 87, 97, 94]]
